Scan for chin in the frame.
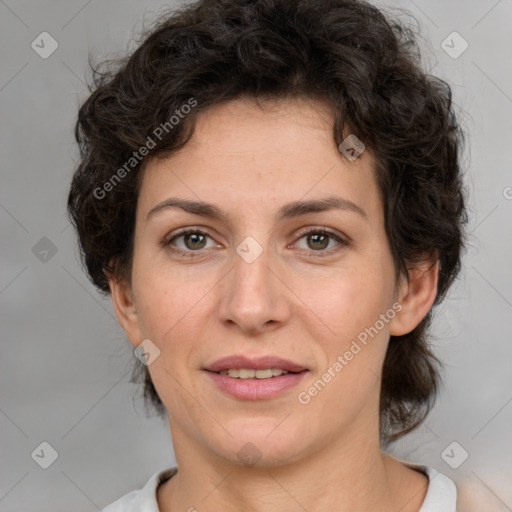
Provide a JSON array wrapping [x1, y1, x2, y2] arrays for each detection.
[[210, 423, 311, 468]]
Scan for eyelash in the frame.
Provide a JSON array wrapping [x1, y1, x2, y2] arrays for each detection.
[[161, 227, 349, 258]]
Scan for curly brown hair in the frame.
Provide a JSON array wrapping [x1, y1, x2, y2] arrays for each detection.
[[67, 0, 467, 443]]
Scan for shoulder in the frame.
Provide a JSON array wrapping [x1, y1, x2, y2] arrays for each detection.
[[101, 467, 177, 512], [401, 460, 457, 512], [418, 465, 457, 511], [405, 459, 507, 511]]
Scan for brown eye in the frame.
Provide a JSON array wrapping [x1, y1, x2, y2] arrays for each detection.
[[294, 227, 349, 256], [182, 232, 207, 250], [162, 228, 218, 254], [307, 232, 330, 250]]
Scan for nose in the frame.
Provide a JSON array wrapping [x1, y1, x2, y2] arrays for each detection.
[[216, 243, 292, 334]]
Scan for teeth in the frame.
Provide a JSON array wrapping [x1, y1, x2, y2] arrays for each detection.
[[255, 369, 273, 379], [218, 368, 290, 379]]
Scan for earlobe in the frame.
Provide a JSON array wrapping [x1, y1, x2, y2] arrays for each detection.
[[389, 259, 439, 337], [108, 272, 141, 347]]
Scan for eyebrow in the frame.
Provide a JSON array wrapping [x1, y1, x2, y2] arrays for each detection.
[[146, 196, 367, 223]]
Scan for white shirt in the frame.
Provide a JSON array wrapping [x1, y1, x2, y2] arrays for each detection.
[[102, 463, 457, 512]]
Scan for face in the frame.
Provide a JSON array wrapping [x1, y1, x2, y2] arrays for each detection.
[[110, 96, 426, 468]]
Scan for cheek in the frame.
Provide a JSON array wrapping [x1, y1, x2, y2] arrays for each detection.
[[135, 283, 210, 352], [131, 244, 215, 340], [297, 260, 395, 405], [134, 281, 209, 415], [302, 263, 394, 344]]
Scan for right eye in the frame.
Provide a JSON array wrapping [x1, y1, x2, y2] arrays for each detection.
[[161, 228, 220, 255]]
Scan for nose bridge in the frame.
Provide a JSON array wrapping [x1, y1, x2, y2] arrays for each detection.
[[217, 236, 290, 332]]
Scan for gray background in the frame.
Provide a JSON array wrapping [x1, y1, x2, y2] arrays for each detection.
[[1, 0, 511, 510]]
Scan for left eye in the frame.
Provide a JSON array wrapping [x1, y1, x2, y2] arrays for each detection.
[[294, 228, 346, 253]]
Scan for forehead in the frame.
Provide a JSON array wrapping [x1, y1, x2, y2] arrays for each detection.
[[137, 96, 382, 223]]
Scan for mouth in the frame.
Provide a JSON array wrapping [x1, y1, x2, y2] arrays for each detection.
[[203, 355, 309, 400], [214, 368, 300, 379], [204, 354, 308, 374]]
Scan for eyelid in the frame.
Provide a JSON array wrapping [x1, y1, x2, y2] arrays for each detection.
[[294, 226, 350, 243]]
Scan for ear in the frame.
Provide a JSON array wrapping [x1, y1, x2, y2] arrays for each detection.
[[389, 259, 439, 336], [108, 271, 142, 348]]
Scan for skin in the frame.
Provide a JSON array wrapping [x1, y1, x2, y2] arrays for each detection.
[[109, 96, 439, 512]]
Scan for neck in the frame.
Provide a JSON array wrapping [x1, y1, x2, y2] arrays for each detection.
[[157, 420, 427, 512]]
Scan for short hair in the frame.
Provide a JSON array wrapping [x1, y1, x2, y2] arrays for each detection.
[[67, 0, 467, 443]]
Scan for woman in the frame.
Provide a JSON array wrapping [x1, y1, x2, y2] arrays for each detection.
[[67, 0, 467, 510]]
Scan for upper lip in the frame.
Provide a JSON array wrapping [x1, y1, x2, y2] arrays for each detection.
[[204, 355, 308, 373]]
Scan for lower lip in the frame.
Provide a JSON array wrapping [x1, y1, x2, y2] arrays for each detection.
[[204, 370, 309, 400]]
